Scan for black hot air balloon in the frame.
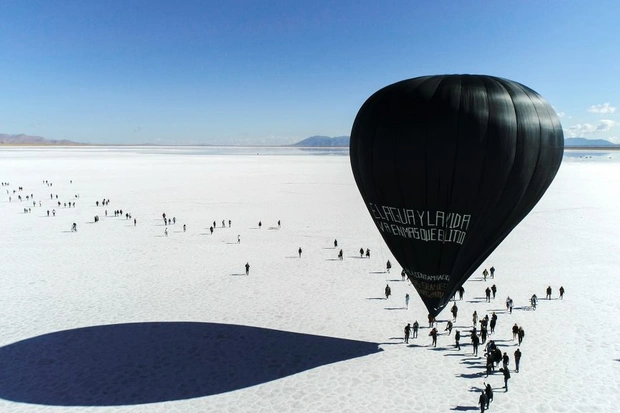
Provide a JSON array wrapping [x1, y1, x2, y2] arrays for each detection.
[[350, 75, 563, 316]]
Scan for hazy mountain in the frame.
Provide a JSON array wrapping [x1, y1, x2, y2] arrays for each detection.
[[292, 136, 619, 149], [0, 134, 80, 145], [292, 136, 350, 147], [564, 138, 617, 147]]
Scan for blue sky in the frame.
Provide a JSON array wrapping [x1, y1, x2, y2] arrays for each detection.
[[1, 0, 618, 145]]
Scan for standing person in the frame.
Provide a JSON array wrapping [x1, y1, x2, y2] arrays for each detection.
[[445, 320, 453, 335], [334, 239, 338, 248], [404, 323, 411, 344], [245, 262, 250, 275], [134, 218, 137, 226], [183, 224, 186, 232], [484, 383, 493, 408], [229, 219, 232, 227], [514, 348, 522, 373], [480, 325, 488, 344], [485, 353, 494, 377], [458, 286, 465, 300], [531, 294, 538, 310], [405, 293, 410, 309], [478, 390, 488, 413], [164, 228, 168, 237], [485, 287, 491, 302], [505, 296, 511, 311], [298, 247, 302, 258], [366, 248, 370, 258], [428, 314, 435, 328], [483, 268, 488, 281], [490, 312, 497, 334], [502, 352, 509, 369], [338, 249, 343, 260], [412, 320, 419, 338], [472, 311, 478, 326], [500, 367, 511, 391], [559, 286, 565, 299], [517, 327, 525, 345], [429, 327, 438, 347], [491, 284, 497, 299], [359, 247, 364, 257], [237, 235, 241, 244], [277, 220, 281, 228], [512, 323, 519, 340], [471, 332, 480, 356], [455, 330, 461, 350], [258, 221, 262, 229], [489, 266, 495, 279], [386, 260, 392, 273], [210, 226, 214, 235], [401, 269, 406, 281], [451, 303, 458, 321], [384, 284, 391, 299], [546, 286, 552, 299], [508, 298, 514, 314]]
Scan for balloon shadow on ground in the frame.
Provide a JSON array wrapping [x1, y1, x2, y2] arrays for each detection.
[[0, 322, 381, 407]]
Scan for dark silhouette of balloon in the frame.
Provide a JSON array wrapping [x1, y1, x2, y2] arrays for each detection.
[[350, 75, 564, 316]]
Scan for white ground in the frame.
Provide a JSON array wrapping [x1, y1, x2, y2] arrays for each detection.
[[0, 147, 619, 412]]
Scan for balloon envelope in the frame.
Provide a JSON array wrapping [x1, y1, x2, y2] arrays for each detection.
[[350, 75, 563, 316]]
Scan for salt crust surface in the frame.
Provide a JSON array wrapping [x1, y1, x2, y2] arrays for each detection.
[[0, 147, 619, 412]]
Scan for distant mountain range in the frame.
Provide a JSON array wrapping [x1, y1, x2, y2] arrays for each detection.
[[292, 136, 620, 148], [1, 133, 618, 148], [291, 135, 350, 147], [0, 134, 80, 145]]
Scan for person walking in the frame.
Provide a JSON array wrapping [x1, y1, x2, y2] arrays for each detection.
[[412, 320, 419, 338], [491, 284, 497, 299], [298, 247, 302, 258], [245, 262, 250, 275], [384, 284, 391, 299], [489, 266, 495, 279], [455, 330, 461, 350], [359, 247, 364, 258], [546, 286, 552, 300], [386, 260, 392, 273], [559, 286, 565, 299]]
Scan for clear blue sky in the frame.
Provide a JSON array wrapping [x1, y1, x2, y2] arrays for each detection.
[[1, 0, 618, 145]]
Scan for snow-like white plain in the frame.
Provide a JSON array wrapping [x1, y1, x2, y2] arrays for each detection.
[[0, 146, 619, 413]]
